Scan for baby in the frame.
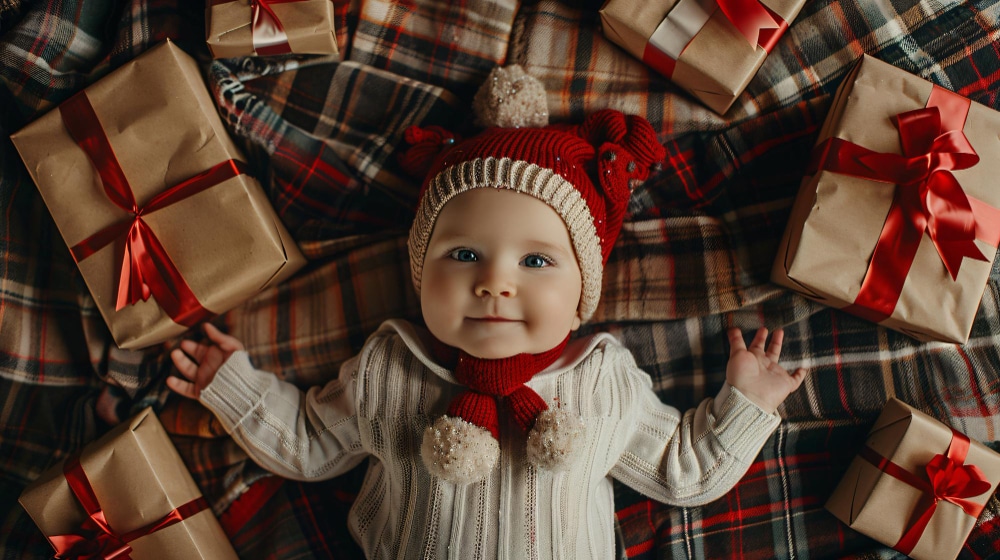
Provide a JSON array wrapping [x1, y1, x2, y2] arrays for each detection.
[[168, 69, 806, 559]]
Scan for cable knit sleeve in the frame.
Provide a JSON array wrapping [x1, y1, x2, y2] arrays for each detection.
[[198, 351, 367, 482], [605, 342, 780, 507]]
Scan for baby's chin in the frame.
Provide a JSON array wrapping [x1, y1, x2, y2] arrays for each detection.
[[455, 343, 524, 360]]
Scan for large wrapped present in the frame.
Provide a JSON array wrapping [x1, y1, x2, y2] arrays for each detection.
[[599, 0, 804, 114], [10, 40, 306, 350], [206, 0, 339, 58], [825, 398, 1000, 560], [771, 55, 1000, 343], [19, 407, 239, 559]]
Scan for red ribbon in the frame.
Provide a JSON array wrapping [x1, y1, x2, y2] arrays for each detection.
[[642, 0, 786, 79], [250, 0, 299, 55], [858, 429, 990, 555], [59, 91, 248, 328], [806, 86, 1000, 323], [49, 454, 210, 559], [717, 0, 784, 50]]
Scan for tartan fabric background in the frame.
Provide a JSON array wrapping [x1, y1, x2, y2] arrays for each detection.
[[2, 0, 1000, 559]]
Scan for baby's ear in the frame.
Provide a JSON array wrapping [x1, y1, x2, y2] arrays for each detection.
[[570, 314, 582, 331]]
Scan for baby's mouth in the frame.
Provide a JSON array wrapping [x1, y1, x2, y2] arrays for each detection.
[[468, 316, 518, 323]]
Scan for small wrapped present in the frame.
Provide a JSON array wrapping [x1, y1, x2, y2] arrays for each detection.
[[771, 55, 1000, 343], [10, 40, 306, 350], [206, 0, 339, 58], [825, 398, 1000, 560], [19, 408, 239, 559], [599, 0, 804, 114]]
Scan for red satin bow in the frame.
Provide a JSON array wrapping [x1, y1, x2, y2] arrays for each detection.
[[857, 107, 983, 279], [717, 0, 783, 50], [49, 454, 209, 559], [59, 91, 246, 328], [859, 430, 990, 555], [806, 87, 998, 323]]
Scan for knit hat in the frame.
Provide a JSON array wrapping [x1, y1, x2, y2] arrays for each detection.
[[399, 66, 665, 484], [401, 67, 666, 322]]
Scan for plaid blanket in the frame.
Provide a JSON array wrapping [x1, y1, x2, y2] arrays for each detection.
[[3, 0, 1000, 558]]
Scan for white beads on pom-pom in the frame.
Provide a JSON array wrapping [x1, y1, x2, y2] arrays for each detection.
[[526, 407, 585, 471], [421, 416, 499, 485], [472, 65, 549, 129]]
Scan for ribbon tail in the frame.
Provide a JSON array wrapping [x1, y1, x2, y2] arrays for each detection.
[[717, 0, 781, 47], [134, 223, 211, 328], [116, 222, 152, 310], [935, 239, 987, 280]]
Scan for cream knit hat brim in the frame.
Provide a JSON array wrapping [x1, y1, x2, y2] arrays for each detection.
[[407, 157, 604, 321]]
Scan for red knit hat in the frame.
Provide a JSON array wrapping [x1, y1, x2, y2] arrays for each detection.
[[402, 107, 665, 321]]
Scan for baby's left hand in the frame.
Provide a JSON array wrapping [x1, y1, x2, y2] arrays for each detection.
[[725, 327, 807, 414]]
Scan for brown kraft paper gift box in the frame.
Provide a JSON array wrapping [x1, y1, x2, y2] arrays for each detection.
[[599, 0, 805, 114], [19, 407, 239, 559], [771, 55, 1000, 344], [825, 398, 1000, 560], [10, 40, 306, 350], [207, 0, 339, 58]]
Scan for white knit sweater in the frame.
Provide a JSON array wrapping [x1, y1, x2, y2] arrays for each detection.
[[200, 320, 780, 559]]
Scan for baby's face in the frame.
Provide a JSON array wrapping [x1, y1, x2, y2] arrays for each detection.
[[420, 188, 583, 359]]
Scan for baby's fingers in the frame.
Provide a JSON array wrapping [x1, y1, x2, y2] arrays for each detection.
[[166, 375, 200, 399], [765, 328, 784, 362], [727, 328, 747, 355], [203, 323, 244, 352], [171, 348, 198, 380]]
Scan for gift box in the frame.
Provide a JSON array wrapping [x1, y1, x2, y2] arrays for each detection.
[[599, 0, 804, 114], [825, 398, 1000, 560], [10, 40, 306, 350], [206, 0, 339, 58], [771, 55, 1000, 343], [19, 407, 239, 559]]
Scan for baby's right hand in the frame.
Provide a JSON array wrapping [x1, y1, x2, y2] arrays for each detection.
[[167, 323, 245, 399]]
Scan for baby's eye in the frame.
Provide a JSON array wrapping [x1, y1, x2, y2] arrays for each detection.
[[449, 248, 478, 262], [521, 254, 552, 268]]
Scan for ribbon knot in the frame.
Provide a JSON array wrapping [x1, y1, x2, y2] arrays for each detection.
[[925, 452, 991, 505], [855, 106, 985, 279], [51, 516, 132, 560]]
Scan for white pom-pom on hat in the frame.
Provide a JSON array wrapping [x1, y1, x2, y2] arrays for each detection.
[[472, 65, 549, 129], [526, 407, 585, 471], [421, 415, 499, 485]]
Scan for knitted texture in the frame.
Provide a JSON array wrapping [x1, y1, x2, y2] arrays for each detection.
[[434, 337, 568, 438], [421, 336, 569, 483], [403, 108, 666, 321]]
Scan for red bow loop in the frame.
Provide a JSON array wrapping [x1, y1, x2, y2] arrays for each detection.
[[925, 452, 992, 507]]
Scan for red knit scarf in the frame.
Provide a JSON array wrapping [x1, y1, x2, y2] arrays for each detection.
[[430, 337, 570, 439]]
